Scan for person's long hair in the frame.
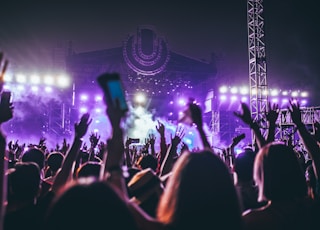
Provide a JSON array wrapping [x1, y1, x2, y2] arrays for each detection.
[[157, 150, 243, 229], [254, 142, 307, 202]]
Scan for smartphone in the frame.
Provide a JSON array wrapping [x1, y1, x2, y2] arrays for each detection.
[[0, 90, 11, 107], [129, 138, 140, 143], [97, 73, 128, 113]]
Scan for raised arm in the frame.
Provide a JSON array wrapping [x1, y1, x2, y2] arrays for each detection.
[[159, 126, 185, 177], [0, 54, 12, 229], [155, 120, 167, 170], [189, 102, 211, 149], [51, 113, 91, 193], [266, 102, 279, 143], [102, 99, 130, 196], [234, 102, 266, 149], [288, 99, 320, 180]]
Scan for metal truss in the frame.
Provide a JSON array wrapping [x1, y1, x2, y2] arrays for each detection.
[[247, 0, 268, 142]]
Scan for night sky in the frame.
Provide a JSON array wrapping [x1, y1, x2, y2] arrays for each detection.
[[1, 0, 319, 104]]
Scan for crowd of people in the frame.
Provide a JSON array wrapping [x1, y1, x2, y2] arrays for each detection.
[[0, 53, 320, 230]]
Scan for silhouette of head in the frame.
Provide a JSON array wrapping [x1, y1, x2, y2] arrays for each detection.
[[22, 147, 45, 170], [157, 150, 243, 229], [45, 178, 138, 230], [254, 142, 307, 202]]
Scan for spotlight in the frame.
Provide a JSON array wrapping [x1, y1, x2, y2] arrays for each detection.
[[134, 92, 147, 104]]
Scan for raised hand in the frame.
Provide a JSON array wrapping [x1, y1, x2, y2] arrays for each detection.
[[156, 120, 165, 136], [288, 99, 303, 127], [75, 113, 92, 139], [189, 102, 203, 128], [171, 125, 185, 147], [233, 102, 253, 126], [61, 138, 70, 154], [148, 133, 156, 147], [89, 132, 100, 148], [266, 102, 279, 125]]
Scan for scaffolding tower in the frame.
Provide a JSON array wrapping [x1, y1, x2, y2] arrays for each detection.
[[247, 0, 269, 142]]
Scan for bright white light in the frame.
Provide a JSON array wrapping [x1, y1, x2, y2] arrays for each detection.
[[95, 108, 102, 113], [134, 106, 145, 116], [230, 87, 238, 94], [95, 95, 103, 102], [231, 95, 238, 101], [30, 74, 41, 84], [16, 74, 27, 84], [45, 86, 53, 93], [93, 129, 99, 133], [301, 99, 307, 105], [17, 85, 25, 91], [301, 91, 308, 97], [291, 91, 298, 97], [57, 75, 70, 88], [31, 86, 39, 92], [135, 93, 146, 104], [271, 98, 279, 103], [3, 73, 12, 82], [282, 98, 289, 104], [252, 88, 257, 95], [282, 91, 288, 96], [219, 86, 228, 94], [262, 89, 268, 96], [184, 139, 192, 145], [44, 75, 54, 85], [239, 87, 249, 95], [3, 85, 10, 90], [270, 89, 279, 96], [80, 107, 88, 113], [134, 119, 144, 126], [177, 98, 186, 106], [241, 96, 248, 102], [220, 95, 227, 101]]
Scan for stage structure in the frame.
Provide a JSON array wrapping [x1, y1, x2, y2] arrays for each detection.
[[66, 25, 217, 142]]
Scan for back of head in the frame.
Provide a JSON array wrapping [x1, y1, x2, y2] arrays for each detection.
[[254, 142, 307, 202], [234, 148, 256, 182], [45, 178, 138, 230], [46, 152, 64, 172], [157, 150, 243, 229], [136, 154, 158, 171], [7, 162, 41, 203], [22, 147, 45, 170], [76, 161, 102, 179]]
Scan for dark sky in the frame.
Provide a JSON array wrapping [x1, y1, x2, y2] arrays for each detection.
[[1, 0, 319, 104]]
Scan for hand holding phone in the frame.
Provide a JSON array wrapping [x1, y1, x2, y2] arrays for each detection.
[[97, 73, 128, 114]]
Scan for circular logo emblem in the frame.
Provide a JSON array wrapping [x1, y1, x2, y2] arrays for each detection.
[[123, 26, 170, 75]]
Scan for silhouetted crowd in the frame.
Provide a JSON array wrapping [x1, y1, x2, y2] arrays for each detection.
[[1, 53, 320, 230]]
